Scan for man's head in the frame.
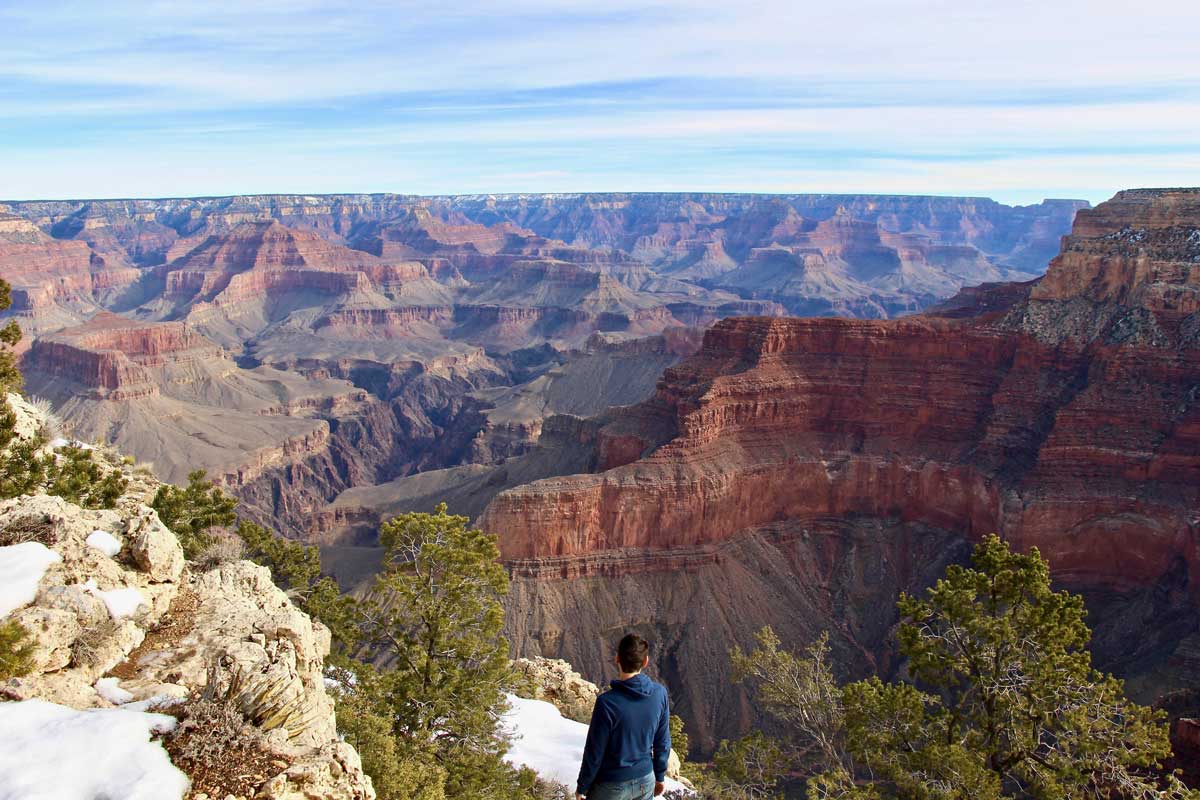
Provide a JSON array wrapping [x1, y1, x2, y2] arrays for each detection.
[[616, 633, 649, 674]]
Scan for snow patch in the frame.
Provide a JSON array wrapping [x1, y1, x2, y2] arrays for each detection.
[[501, 694, 691, 794], [86, 530, 122, 557], [81, 580, 147, 620], [94, 587, 147, 620], [0, 542, 62, 618], [0, 698, 188, 800], [95, 677, 135, 705]]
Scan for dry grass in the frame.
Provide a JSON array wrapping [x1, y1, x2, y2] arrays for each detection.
[[26, 396, 62, 442], [71, 617, 122, 670], [162, 695, 281, 799], [0, 514, 60, 547], [195, 534, 244, 571]]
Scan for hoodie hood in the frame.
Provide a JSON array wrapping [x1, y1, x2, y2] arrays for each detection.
[[610, 672, 655, 698]]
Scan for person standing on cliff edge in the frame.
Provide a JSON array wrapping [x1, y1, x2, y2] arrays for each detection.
[[575, 633, 671, 800]]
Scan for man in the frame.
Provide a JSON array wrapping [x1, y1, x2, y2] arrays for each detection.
[[575, 634, 671, 800]]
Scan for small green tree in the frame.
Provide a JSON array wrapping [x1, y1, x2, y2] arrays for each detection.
[[46, 445, 128, 509], [358, 504, 518, 799], [729, 536, 1195, 800], [0, 619, 36, 679], [731, 630, 854, 794], [695, 731, 789, 800], [0, 278, 24, 394], [670, 714, 691, 766], [0, 404, 50, 500], [152, 469, 237, 557]]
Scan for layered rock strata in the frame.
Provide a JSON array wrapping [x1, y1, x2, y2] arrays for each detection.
[[480, 189, 1200, 751]]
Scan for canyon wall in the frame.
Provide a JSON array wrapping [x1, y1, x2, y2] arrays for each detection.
[[480, 189, 1200, 750]]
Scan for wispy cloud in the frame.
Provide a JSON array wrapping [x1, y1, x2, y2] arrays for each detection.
[[0, 0, 1198, 202]]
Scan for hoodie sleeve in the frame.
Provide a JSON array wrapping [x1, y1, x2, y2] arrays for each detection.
[[576, 697, 614, 796], [652, 689, 671, 782]]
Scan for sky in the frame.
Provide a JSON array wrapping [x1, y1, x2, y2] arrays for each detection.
[[1, 0, 1198, 205]]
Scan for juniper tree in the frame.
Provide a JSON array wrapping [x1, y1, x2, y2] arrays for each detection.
[[357, 503, 517, 799], [151, 469, 237, 557], [850, 534, 1192, 799], [729, 536, 1195, 800]]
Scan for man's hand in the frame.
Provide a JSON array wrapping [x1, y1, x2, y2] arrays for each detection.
[[654, 781, 665, 796], [576, 794, 585, 800]]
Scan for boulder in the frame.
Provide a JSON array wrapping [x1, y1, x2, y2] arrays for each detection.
[[9, 607, 80, 671], [513, 657, 599, 724], [126, 506, 184, 583]]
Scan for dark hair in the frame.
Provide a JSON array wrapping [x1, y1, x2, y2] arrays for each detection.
[[617, 633, 649, 673]]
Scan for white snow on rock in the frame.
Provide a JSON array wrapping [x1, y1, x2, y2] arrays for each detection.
[[0, 542, 62, 618], [0, 698, 188, 800], [502, 694, 691, 795], [95, 677, 135, 705], [85, 530, 122, 557], [94, 586, 147, 620]]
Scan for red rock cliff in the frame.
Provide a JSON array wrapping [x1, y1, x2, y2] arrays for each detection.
[[482, 191, 1200, 750], [26, 312, 226, 399], [484, 190, 1200, 593]]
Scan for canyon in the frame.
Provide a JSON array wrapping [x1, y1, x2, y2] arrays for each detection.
[[21, 190, 1197, 753], [470, 188, 1200, 751], [0, 191, 1080, 537]]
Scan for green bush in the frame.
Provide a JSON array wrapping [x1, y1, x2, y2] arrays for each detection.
[[46, 445, 127, 509], [0, 619, 36, 680], [151, 469, 237, 557]]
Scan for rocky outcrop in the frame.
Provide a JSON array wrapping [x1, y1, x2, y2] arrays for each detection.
[[479, 189, 1200, 751], [513, 656, 690, 786], [0, 401, 373, 799]]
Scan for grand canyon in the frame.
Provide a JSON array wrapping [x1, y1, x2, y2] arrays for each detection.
[[3, 188, 1198, 760]]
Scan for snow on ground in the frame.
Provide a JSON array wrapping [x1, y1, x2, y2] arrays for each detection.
[[0, 542, 61, 617], [0, 699, 188, 800], [85, 530, 122, 557], [502, 694, 691, 795], [93, 587, 147, 619], [95, 677, 135, 705], [81, 579, 147, 619]]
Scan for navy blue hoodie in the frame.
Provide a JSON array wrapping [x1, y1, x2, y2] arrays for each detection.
[[576, 673, 671, 796]]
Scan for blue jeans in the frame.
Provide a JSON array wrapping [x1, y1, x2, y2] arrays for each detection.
[[586, 773, 656, 800]]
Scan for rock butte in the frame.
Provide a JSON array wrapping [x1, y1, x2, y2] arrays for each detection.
[[479, 189, 1200, 751]]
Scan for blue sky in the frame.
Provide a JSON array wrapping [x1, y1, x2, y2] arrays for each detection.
[[1, 0, 1198, 204]]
